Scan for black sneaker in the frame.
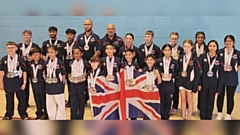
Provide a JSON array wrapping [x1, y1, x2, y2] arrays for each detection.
[[35, 116, 41, 120], [40, 115, 49, 120], [2, 117, 11, 120]]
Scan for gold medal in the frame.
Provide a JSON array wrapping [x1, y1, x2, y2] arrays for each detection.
[[181, 71, 188, 78], [106, 75, 115, 81]]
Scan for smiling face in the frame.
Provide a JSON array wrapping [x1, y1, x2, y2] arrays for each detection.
[[125, 35, 134, 47], [145, 56, 155, 68], [196, 33, 205, 45], [107, 24, 116, 36], [49, 30, 57, 39], [225, 37, 234, 48], [105, 45, 115, 57], [125, 51, 134, 62], [22, 33, 32, 43], [90, 61, 99, 70], [6, 45, 17, 56], [47, 47, 58, 60], [170, 34, 178, 45], [73, 49, 83, 60]]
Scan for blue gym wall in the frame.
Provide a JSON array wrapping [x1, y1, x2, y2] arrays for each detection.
[[0, 16, 240, 91]]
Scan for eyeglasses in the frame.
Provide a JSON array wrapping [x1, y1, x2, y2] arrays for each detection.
[[7, 47, 16, 49], [84, 24, 92, 26]]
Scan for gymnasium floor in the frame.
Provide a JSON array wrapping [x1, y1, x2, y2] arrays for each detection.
[[0, 85, 239, 120]]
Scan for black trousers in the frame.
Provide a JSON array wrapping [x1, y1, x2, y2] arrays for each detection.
[[199, 87, 216, 120], [5, 90, 28, 119], [25, 71, 31, 106], [160, 87, 174, 120], [197, 91, 201, 110], [217, 86, 237, 115], [33, 92, 47, 118], [70, 83, 86, 120], [172, 87, 179, 109], [85, 81, 89, 104]]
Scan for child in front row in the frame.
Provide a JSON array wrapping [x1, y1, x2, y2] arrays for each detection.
[[176, 39, 202, 120], [101, 44, 121, 81], [198, 40, 224, 120], [156, 44, 179, 120], [45, 45, 67, 120], [0, 41, 29, 120], [30, 47, 48, 120], [68, 47, 90, 120]]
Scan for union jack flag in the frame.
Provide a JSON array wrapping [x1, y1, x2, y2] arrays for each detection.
[[89, 73, 121, 120], [120, 71, 161, 120], [89, 71, 161, 120]]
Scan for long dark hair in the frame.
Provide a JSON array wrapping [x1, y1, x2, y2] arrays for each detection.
[[161, 44, 172, 57], [224, 35, 235, 48], [206, 40, 220, 55]]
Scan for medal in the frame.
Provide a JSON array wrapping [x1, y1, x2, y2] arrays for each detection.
[[52, 77, 58, 83], [181, 53, 191, 78], [89, 68, 100, 92], [46, 58, 57, 84], [84, 44, 89, 51], [46, 77, 52, 84], [31, 64, 39, 83], [106, 75, 115, 81], [163, 57, 172, 81], [32, 77, 38, 83], [49, 39, 58, 45], [66, 41, 75, 59], [144, 43, 154, 56], [171, 44, 179, 60], [21, 42, 32, 59], [125, 64, 135, 86], [207, 71, 213, 77], [84, 34, 92, 51], [146, 70, 155, 91], [196, 43, 204, 57], [89, 87, 96, 94], [106, 56, 115, 82], [207, 54, 217, 77], [224, 48, 234, 72], [181, 71, 188, 78], [6, 72, 15, 78], [7, 54, 18, 78], [70, 59, 85, 83]]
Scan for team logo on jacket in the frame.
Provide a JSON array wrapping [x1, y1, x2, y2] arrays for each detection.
[[233, 54, 238, 59], [91, 38, 95, 42], [170, 64, 175, 69], [38, 65, 43, 69], [204, 58, 207, 62], [57, 44, 61, 47], [113, 63, 118, 67], [56, 64, 60, 69], [151, 50, 155, 54], [215, 60, 220, 65]]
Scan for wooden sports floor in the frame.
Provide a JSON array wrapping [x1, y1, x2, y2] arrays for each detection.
[[0, 85, 239, 120]]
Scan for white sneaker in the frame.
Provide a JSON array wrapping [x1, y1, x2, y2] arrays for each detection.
[[224, 114, 231, 120], [216, 113, 222, 120]]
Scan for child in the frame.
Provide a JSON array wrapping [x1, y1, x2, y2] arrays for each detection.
[[101, 44, 121, 81], [156, 44, 178, 120], [17, 30, 39, 107], [30, 47, 48, 120], [68, 47, 90, 120], [216, 35, 240, 120], [198, 40, 224, 120], [176, 39, 201, 120], [119, 33, 141, 65], [168, 32, 184, 115], [139, 30, 161, 67], [87, 56, 104, 93], [62, 28, 77, 107], [194, 31, 207, 111], [143, 54, 162, 89], [0, 41, 29, 120], [120, 49, 142, 86], [45, 45, 66, 120]]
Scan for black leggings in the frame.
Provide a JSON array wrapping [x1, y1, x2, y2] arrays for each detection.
[[217, 86, 237, 115]]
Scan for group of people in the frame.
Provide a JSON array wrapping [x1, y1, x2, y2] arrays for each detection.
[[0, 18, 239, 120]]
